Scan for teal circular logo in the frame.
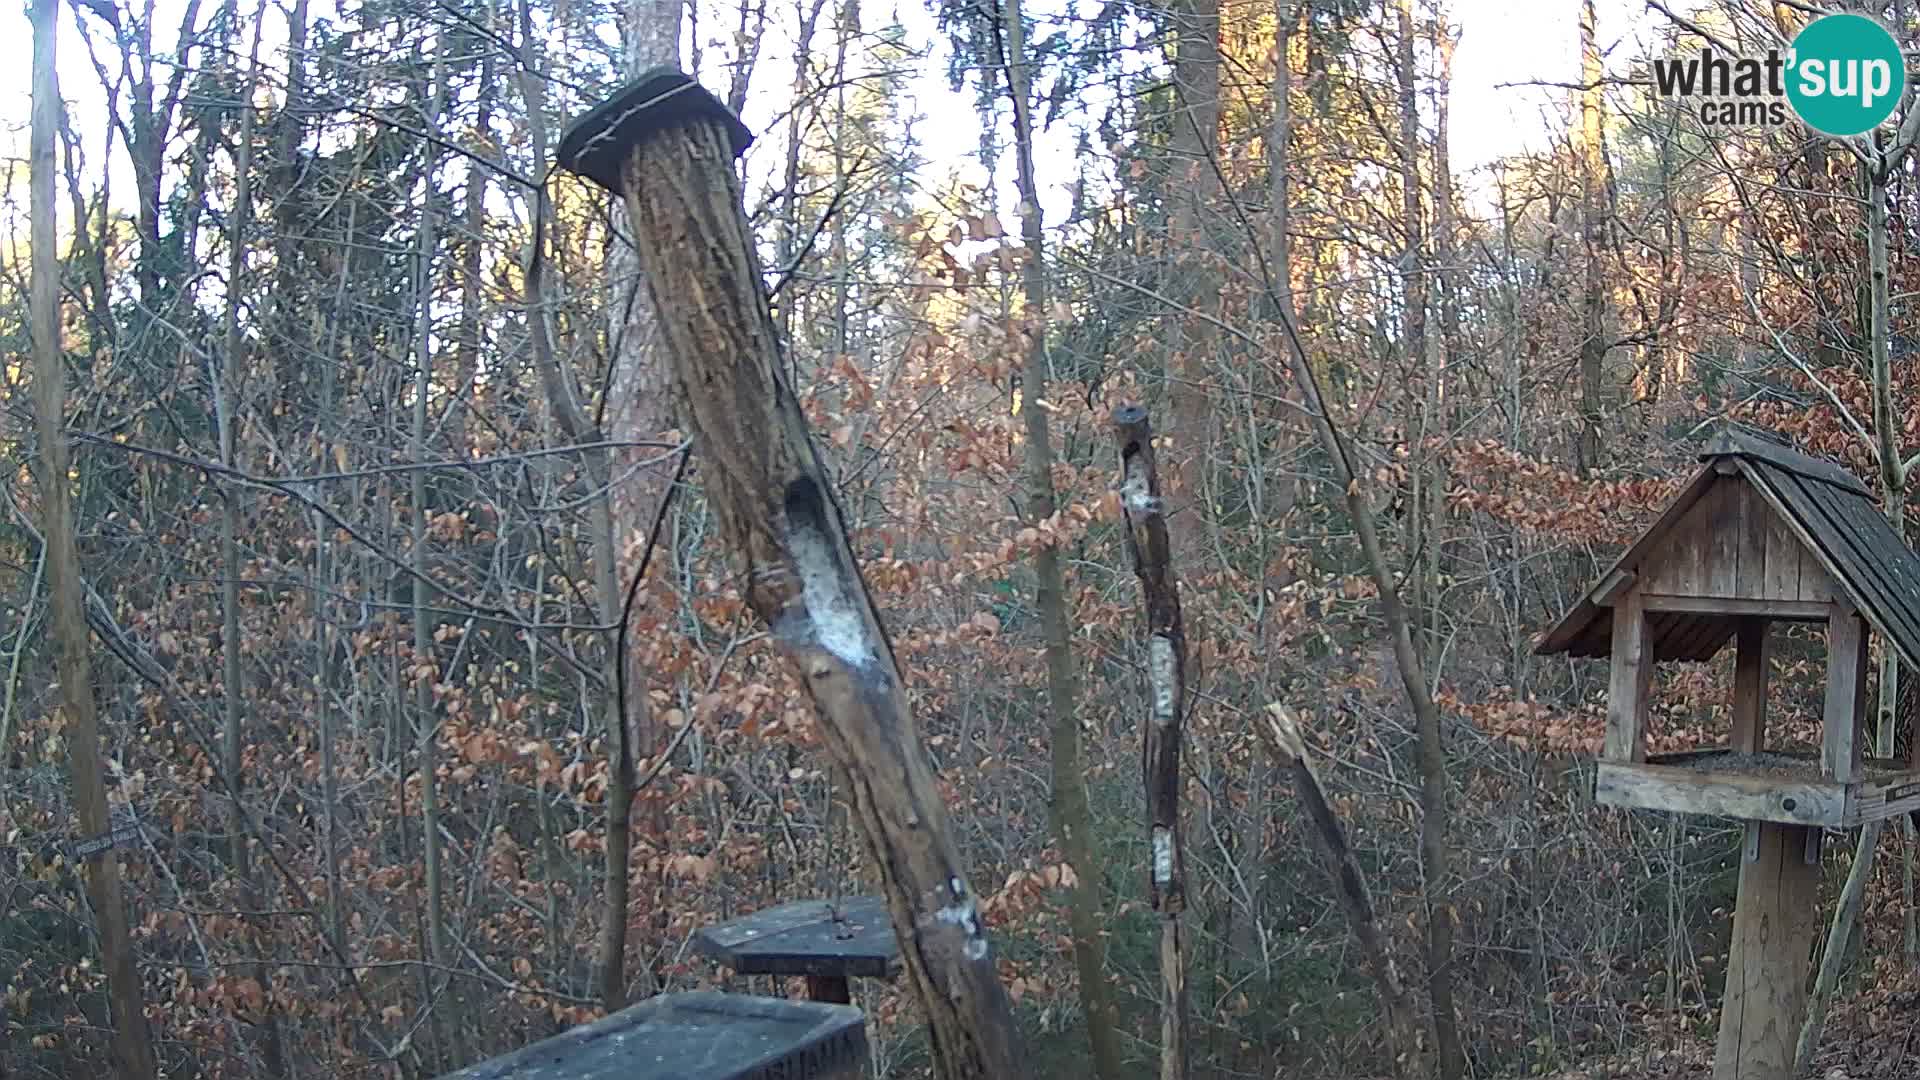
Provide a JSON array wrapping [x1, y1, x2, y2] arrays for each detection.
[[1786, 14, 1905, 137]]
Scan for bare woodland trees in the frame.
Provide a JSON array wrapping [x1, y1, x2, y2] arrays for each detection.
[[12, 0, 1920, 1078]]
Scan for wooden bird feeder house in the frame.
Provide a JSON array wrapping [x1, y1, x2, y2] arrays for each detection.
[[1538, 427, 1920, 1079]]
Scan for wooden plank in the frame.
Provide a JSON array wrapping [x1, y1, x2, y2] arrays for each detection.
[[1822, 605, 1866, 784], [1761, 502, 1803, 603], [1794, 533, 1835, 603], [1639, 595, 1830, 619], [1592, 568, 1636, 607], [1844, 770, 1920, 826], [1734, 481, 1770, 599], [1594, 761, 1847, 827], [694, 896, 900, 979], [1705, 479, 1743, 597], [1731, 619, 1767, 754], [1604, 592, 1653, 762], [1653, 491, 1712, 597], [1712, 822, 1821, 1080]]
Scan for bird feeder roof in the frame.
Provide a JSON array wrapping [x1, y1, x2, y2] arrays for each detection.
[[1536, 427, 1920, 670]]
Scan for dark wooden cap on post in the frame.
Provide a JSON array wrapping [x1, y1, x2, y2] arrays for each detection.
[[434, 991, 867, 1080], [556, 68, 753, 195], [694, 896, 902, 980]]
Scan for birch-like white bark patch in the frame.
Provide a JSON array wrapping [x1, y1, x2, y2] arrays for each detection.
[[1150, 634, 1177, 724], [1151, 826, 1174, 886]]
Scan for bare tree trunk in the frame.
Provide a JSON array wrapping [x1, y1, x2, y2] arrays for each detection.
[[217, 15, 287, 1074], [1576, 0, 1606, 476], [1394, 0, 1431, 665], [998, 3, 1123, 1073], [411, 54, 458, 1067], [29, 2, 158, 1074], [566, 79, 1029, 1077], [597, 0, 685, 1007], [1800, 163, 1907, 1072], [1162, 0, 1225, 1008], [1163, 0, 1219, 560], [1392, 5, 1463, 1075], [1114, 407, 1190, 1080]]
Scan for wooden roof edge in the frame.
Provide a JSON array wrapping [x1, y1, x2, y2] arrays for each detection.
[[1534, 465, 1721, 656], [1701, 427, 1872, 497]]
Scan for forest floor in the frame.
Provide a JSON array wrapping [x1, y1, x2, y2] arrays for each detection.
[[1541, 973, 1920, 1079]]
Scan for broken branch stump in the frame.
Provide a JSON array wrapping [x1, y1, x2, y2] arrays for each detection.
[[557, 69, 1026, 1080]]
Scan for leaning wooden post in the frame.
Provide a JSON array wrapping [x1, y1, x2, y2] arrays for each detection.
[[556, 71, 1027, 1080], [1255, 705, 1422, 1076], [1112, 406, 1189, 1080]]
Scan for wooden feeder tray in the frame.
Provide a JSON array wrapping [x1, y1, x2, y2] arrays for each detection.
[[435, 991, 867, 1080], [1596, 748, 1920, 827], [694, 896, 901, 1004]]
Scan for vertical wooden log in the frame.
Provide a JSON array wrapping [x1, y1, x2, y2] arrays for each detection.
[[1605, 592, 1652, 762], [557, 72, 1025, 1080], [1823, 605, 1866, 783], [1111, 406, 1190, 1080], [1714, 822, 1820, 1080], [1732, 618, 1768, 754]]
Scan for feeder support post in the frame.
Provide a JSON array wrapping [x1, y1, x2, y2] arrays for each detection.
[[557, 71, 1026, 1080]]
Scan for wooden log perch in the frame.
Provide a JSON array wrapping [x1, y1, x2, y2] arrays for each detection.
[[1112, 405, 1189, 1080], [557, 70, 1025, 1080], [1256, 704, 1423, 1076]]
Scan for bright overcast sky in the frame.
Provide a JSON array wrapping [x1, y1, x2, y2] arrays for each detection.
[[0, 0, 1658, 235]]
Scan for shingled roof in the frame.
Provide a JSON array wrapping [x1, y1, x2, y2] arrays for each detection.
[[1536, 428, 1920, 670]]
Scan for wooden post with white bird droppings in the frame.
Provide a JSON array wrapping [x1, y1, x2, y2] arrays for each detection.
[[556, 70, 1026, 1080]]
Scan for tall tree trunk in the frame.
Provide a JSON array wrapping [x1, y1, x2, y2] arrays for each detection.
[[1000, 3, 1124, 1076], [218, 14, 287, 1074], [1799, 160, 1908, 1072], [411, 53, 459, 1068], [1393, 4, 1463, 1075], [1394, 0, 1431, 663], [1163, 0, 1219, 562], [598, 0, 684, 1007], [1576, 0, 1606, 476], [29, 2, 159, 1074], [1162, 0, 1224, 1005]]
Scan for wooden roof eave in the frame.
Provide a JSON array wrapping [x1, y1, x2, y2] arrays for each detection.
[[1534, 463, 1723, 658]]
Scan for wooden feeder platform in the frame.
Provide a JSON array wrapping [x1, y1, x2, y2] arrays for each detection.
[[693, 896, 901, 1004], [1597, 749, 1920, 828], [435, 991, 868, 1080]]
